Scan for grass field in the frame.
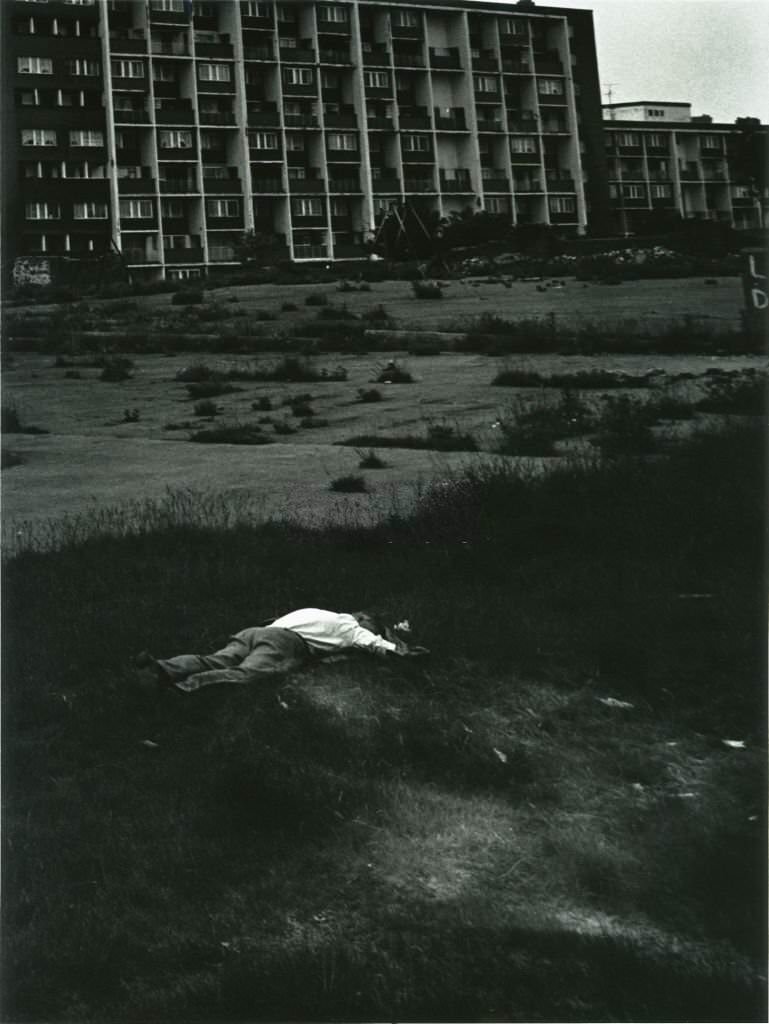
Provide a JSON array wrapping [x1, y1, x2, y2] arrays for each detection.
[[2, 422, 766, 1022]]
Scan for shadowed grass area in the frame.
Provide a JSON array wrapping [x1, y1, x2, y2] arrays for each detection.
[[2, 424, 766, 1021]]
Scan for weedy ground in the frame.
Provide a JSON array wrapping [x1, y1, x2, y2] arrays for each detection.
[[2, 423, 766, 1022]]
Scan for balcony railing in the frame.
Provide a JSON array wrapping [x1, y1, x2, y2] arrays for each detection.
[[334, 243, 366, 258], [328, 177, 361, 193], [151, 41, 189, 57], [317, 16, 351, 35], [251, 178, 284, 192], [477, 119, 504, 132], [319, 48, 351, 64], [199, 111, 236, 125], [155, 108, 195, 124], [404, 178, 435, 192], [434, 116, 467, 131], [124, 249, 161, 265], [165, 246, 205, 263], [679, 169, 700, 181], [482, 178, 510, 192], [244, 45, 274, 61], [429, 49, 461, 70], [400, 115, 431, 130], [280, 47, 316, 63], [546, 175, 575, 191], [367, 116, 394, 130], [440, 178, 473, 193], [325, 113, 357, 129], [109, 35, 147, 55], [118, 176, 156, 194], [372, 177, 401, 193], [159, 178, 199, 192], [472, 55, 499, 71], [248, 110, 280, 127], [501, 60, 531, 74], [114, 110, 150, 124], [288, 178, 326, 192], [514, 181, 543, 192], [393, 51, 425, 67], [391, 24, 422, 39], [541, 122, 568, 134], [196, 41, 233, 58], [293, 244, 328, 259], [363, 49, 390, 66], [203, 177, 241, 193], [284, 113, 319, 128], [148, 6, 188, 24]]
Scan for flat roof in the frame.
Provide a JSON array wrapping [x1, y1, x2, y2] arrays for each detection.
[[602, 101, 691, 109], [361, 0, 593, 16], [604, 118, 753, 131]]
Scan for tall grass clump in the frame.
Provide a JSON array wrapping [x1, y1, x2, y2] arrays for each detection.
[[411, 280, 444, 300]]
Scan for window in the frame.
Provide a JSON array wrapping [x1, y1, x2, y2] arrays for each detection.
[[111, 59, 144, 78], [499, 17, 526, 35], [283, 67, 313, 85], [327, 132, 356, 151], [364, 70, 389, 89], [486, 197, 510, 213], [474, 75, 498, 93], [117, 165, 143, 178], [206, 198, 241, 217], [244, 2, 271, 16], [510, 136, 537, 153], [19, 90, 39, 106], [153, 65, 176, 82], [164, 234, 192, 248], [202, 165, 229, 178], [25, 202, 60, 219], [161, 199, 184, 217], [617, 132, 640, 147], [279, 36, 297, 48], [69, 129, 104, 146], [200, 131, 220, 149], [150, 0, 185, 11], [319, 4, 348, 21], [21, 128, 56, 146], [68, 58, 100, 76], [538, 78, 563, 96], [64, 0, 95, 5], [622, 184, 645, 199], [248, 130, 278, 149], [321, 70, 340, 89], [651, 184, 672, 198], [402, 134, 429, 152], [392, 9, 418, 27], [292, 198, 323, 216], [193, 3, 217, 16], [198, 64, 232, 82], [285, 134, 305, 151], [74, 201, 108, 219], [159, 130, 193, 148], [330, 198, 349, 216], [702, 134, 721, 149], [17, 56, 52, 74], [549, 196, 575, 214], [647, 133, 664, 148], [119, 199, 153, 218], [209, 244, 236, 261], [287, 166, 306, 179]]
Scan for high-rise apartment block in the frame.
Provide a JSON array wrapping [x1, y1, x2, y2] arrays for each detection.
[[603, 101, 767, 233], [3, 0, 611, 279], [2, 1, 764, 283]]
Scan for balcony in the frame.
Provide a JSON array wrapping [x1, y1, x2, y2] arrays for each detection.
[[326, 147, 360, 163], [434, 114, 467, 132], [124, 249, 161, 265], [317, 16, 351, 36], [508, 115, 538, 132], [440, 177, 473, 193], [393, 50, 425, 68], [244, 45, 275, 61], [328, 177, 361, 193], [537, 91, 567, 106], [474, 88, 501, 104], [391, 24, 422, 39], [109, 34, 147, 55], [477, 119, 504, 132], [400, 113, 431, 130], [293, 243, 328, 259], [546, 175, 576, 192], [645, 143, 669, 155], [155, 107, 195, 124], [165, 246, 205, 263], [541, 121, 568, 135], [196, 78, 235, 94], [251, 177, 284, 193], [482, 177, 510, 192], [509, 151, 541, 165], [199, 110, 237, 125], [514, 179, 543, 192], [325, 112, 357, 129], [283, 80, 318, 97], [241, 12, 274, 30], [288, 177, 326, 193], [150, 40, 189, 57], [501, 60, 531, 75], [679, 169, 700, 181], [148, 5, 188, 25], [114, 108, 151, 124], [118, 175, 156, 194], [319, 48, 352, 64], [248, 109, 280, 127], [363, 48, 390, 67], [647, 171, 672, 182], [153, 81, 181, 99], [334, 243, 366, 258], [159, 177, 199, 193], [429, 48, 461, 70], [534, 52, 563, 74], [292, 215, 328, 228], [372, 177, 401, 193], [367, 116, 394, 130], [196, 41, 234, 59], [404, 178, 435, 193], [472, 54, 499, 72], [284, 113, 319, 128], [203, 175, 241, 193], [280, 47, 316, 63]]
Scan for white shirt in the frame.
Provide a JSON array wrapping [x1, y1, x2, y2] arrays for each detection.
[[268, 608, 397, 656]]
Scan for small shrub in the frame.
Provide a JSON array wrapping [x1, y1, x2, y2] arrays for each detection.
[[172, 288, 204, 306], [696, 372, 767, 415], [281, 302, 299, 312], [300, 416, 329, 428], [329, 474, 367, 493], [123, 408, 140, 423], [1, 405, 48, 435], [305, 292, 328, 307], [316, 304, 358, 321], [175, 363, 218, 383], [185, 382, 241, 400], [357, 387, 383, 403], [252, 396, 273, 411], [376, 362, 414, 384], [591, 395, 658, 456], [363, 305, 392, 324], [281, 392, 313, 407], [495, 392, 594, 457], [64, 370, 82, 380], [163, 421, 194, 431], [99, 358, 134, 382], [357, 449, 389, 469], [196, 303, 228, 322], [193, 399, 219, 418], [412, 280, 444, 300], [273, 420, 297, 435], [255, 310, 277, 321], [189, 424, 274, 445], [290, 402, 314, 418]]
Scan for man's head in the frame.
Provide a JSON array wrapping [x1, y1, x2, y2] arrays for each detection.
[[352, 610, 412, 641]]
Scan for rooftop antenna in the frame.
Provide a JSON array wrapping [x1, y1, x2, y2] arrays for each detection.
[[604, 83, 619, 118]]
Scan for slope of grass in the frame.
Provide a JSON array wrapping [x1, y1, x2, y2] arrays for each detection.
[[2, 424, 766, 1022]]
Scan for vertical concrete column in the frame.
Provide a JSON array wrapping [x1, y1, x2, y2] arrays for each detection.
[[456, 10, 482, 207], [350, 1, 374, 236], [98, 0, 122, 259], [225, 0, 255, 233], [557, 17, 587, 233]]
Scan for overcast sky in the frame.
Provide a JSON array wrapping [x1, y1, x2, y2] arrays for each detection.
[[503, 0, 769, 124]]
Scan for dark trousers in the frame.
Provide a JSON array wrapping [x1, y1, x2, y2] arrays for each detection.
[[157, 627, 310, 693]]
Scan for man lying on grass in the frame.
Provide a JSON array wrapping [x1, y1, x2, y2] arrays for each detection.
[[136, 608, 429, 694]]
